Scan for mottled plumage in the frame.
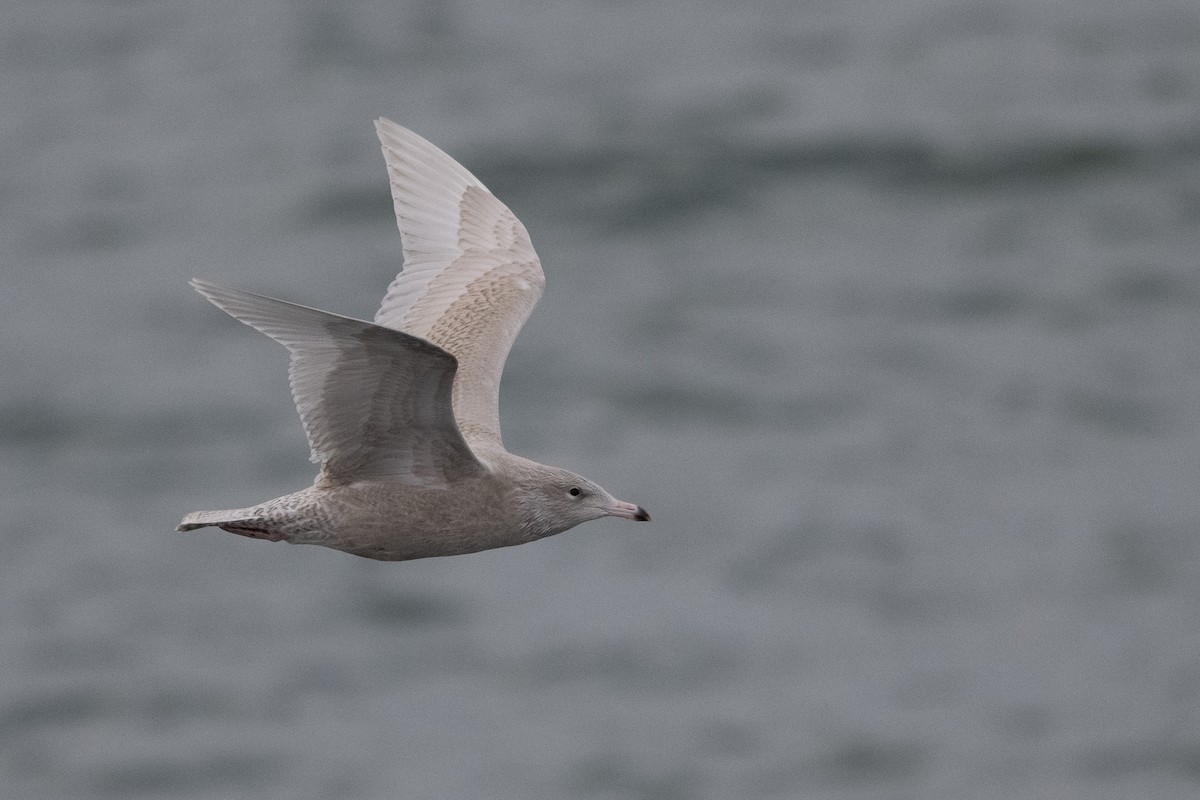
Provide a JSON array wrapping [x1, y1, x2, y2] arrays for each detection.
[[178, 119, 649, 560]]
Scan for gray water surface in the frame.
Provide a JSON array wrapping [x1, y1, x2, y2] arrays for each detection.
[[4, 1, 1200, 797]]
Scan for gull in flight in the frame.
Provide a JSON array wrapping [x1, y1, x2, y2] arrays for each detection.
[[178, 118, 649, 560]]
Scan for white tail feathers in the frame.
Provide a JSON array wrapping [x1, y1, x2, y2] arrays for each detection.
[[177, 508, 259, 532]]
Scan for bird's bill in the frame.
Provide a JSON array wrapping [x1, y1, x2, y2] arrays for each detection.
[[606, 499, 651, 522]]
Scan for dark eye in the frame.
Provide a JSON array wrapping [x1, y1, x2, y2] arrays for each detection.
[[568, 487, 582, 497]]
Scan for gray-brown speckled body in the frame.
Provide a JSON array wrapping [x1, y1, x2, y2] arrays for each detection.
[[269, 452, 541, 560], [178, 448, 645, 561]]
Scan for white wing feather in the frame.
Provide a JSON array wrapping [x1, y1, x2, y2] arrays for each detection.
[[372, 119, 545, 449]]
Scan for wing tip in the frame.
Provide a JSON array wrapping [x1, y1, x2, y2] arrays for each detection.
[[372, 117, 483, 185], [374, 116, 416, 150], [189, 277, 222, 301], [189, 279, 255, 311]]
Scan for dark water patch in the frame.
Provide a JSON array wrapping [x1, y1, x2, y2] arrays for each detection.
[[1182, 184, 1200, 225], [698, 717, 761, 759], [843, 282, 1108, 331], [617, 383, 751, 425], [0, 6, 167, 71], [890, 0, 1016, 54], [295, 6, 374, 70], [822, 129, 1200, 190], [1098, 520, 1195, 594], [1103, 265, 1197, 307], [1089, 197, 1182, 244], [816, 738, 926, 782], [758, 27, 855, 70], [481, 145, 625, 198], [677, 132, 1137, 194], [729, 516, 907, 594], [751, 735, 928, 792], [24, 161, 163, 255], [299, 183, 392, 228], [133, 405, 274, 443], [1063, 10, 1200, 55], [615, 382, 857, 429], [726, 519, 833, 592], [867, 584, 971, 626], [894, 668, 968, 710], [923, 139, 1139, 188], [862, 336, 948, 381], [0, 400, 304, 495], [1180, 746, 1200, 780], [608, 177, 742, 229], [525, 634, 738, 693], [1078, 740, 1200, 780], [818, 737, 929, 784], [1142, 64, 1197, 103], [87, 167, 148, 202], [0, 175, 13, 219], [0, 398, 82, 446], [34, 404, 278, 451], [989, 703, 1054, 741], [753, 135, 941, 180], [135, 687, 247, 726], [922, 284, 1027, 321], [889, 282, 1135, 328], [1061, 389, 1165, 437], [23, 636, 134, 673], [353, 587, 471, 628], [30, 211, 146, 254], [291, 1, 461, 71], [567, 751, 698, 800], [92, 751, 282, 797], [273, 658, 361, 702], [0, 690, 114, 741]]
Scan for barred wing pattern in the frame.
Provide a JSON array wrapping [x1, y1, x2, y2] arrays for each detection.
[[373, 119, 545, 449]]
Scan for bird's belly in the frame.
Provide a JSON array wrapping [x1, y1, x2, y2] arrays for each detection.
[[312, 483, 527, 561]]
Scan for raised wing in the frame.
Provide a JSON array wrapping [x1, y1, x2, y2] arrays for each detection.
[[191, 279, 484, 486], [373, 118, 545, 449]]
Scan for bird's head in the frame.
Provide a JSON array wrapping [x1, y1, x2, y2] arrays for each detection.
[[517, 465, 650, 539]]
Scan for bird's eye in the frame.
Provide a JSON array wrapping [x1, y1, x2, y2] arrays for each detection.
[[568, 487, 582, 497]]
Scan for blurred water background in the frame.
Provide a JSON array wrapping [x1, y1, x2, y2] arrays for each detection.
[[4, 0, 1200, 797]]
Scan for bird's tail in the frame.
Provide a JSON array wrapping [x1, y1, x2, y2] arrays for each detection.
[[177, 507, 260, 532]]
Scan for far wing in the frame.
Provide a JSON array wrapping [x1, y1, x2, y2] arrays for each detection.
[[191, 279, 485, 486], [372, 119, 545, 449]]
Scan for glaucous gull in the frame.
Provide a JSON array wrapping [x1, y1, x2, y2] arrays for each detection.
[[178, 118, 649, 560]]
